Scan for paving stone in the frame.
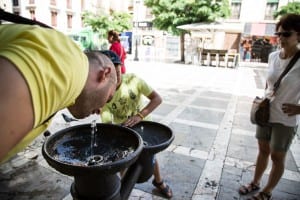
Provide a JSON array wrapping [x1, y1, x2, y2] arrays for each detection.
[[10, 157, 29, 168], [169, 122, 217, 151], [193, 159, 224, 197], [191, 97, 229, 110], [275, 178, 300, 196], [158, 91, 189, 104], [285, 151, 299, 172], [219, 165, 244, 191], [161, 88, 198, 95], [153, 103, 177, 116], [178, 107, 225, 124], [271, 190, 300, 200], [135, 151, 205, 200], [233, 114, 256, 132], [238, 95, 254, 102], [0, 161, 71, 200], [227, 134, 258, 163], [199, 91, 232, 100], [235, 99, 252, 114], [24, 151, 39, 160], [173, 146, 191, 156], [216, 186, 239, 200], [190, 149, 209, 160]]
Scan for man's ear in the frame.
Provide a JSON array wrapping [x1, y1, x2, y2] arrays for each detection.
[[97, 67, 111, 82]]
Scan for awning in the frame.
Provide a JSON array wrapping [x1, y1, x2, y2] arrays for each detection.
[[243, 23, 276, 36], [177, 22, 276, 36], [177, 22, 244, 33]]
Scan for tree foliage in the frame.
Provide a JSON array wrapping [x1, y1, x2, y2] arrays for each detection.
[[144, 0, 230, 62], [273, 2, 300, 19], [82, 11, 132, 35], [110, 12, 133, 32], [144, 0, 230, 35]]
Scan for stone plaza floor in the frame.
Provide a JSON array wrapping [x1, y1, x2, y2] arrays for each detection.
[[1, 60, 299, 200]]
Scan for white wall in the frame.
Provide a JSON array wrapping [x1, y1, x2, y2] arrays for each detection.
[[0, 0, 12, 11], [239, 0, 267, 22]]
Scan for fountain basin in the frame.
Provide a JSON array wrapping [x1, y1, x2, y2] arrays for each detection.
[[42, 123, 143, 176], [131, 121, 174, 154], [128, 121, 174, 183]]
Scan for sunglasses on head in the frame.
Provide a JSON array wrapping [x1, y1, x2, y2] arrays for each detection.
[[274, 31, 294, 37]]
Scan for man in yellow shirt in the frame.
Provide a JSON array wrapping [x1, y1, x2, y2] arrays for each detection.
[[0, 24, 117, 163]]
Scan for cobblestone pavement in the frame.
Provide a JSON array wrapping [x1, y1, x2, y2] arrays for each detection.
[[1, 60, 299, 200]]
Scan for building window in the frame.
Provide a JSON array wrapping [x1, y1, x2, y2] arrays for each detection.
[[265, 1, 278, 20], [29, 0, 35, 4], [29, 9, 35, 20], [67, 0, 72, 9], [67, 14, 72, 28], [230, 0, 241, 19], [81, 0, 85, 11], [50, 0, 56, 6], [51, 11, 57, 27], [12, 0, 19, 6], [145, 8, 153, 19]]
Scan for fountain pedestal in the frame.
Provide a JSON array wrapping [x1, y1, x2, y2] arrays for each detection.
[[71, 174, 121, 200]]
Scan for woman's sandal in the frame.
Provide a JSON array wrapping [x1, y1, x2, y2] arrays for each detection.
[[239, 182, 260, 195], [248, 191, 272, 200], [152, 179, 173, 198]]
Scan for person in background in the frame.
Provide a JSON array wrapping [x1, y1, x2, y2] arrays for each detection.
[[239, 13, 300, 200], [107, 30, 127, 74], [242, 39, 252, 61], [100, 50, 173, 199], [0, 24, 117, 164]]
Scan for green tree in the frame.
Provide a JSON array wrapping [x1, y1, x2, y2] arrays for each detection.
[[82, 11, 109, 36], [82, 11, 132, 36], [79, 11, 132, 50], [110, 12, 133, 32], [144, 0, 230, 62], [273, 2, 300, 19]]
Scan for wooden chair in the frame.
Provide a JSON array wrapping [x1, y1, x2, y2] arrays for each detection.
[[225, 49, 239, 68]]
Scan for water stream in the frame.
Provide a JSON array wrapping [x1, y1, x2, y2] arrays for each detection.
[[90, 120, 97, 156]]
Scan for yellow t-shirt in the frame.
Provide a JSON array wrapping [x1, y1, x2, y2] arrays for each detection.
[[0, 24, 89, 163]]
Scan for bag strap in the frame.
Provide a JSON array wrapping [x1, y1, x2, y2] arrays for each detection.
[[0, 8, 51, 28], [273, 50, 300, 93]]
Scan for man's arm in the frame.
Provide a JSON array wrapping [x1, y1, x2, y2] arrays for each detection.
[[0, 57, 34, 161]]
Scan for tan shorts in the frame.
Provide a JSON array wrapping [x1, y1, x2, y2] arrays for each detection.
[[256, 123, 297, 152]]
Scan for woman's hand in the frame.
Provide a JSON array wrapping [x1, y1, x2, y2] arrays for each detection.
[[123, 114, 143, 127], [282, 103, 300, 116]]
